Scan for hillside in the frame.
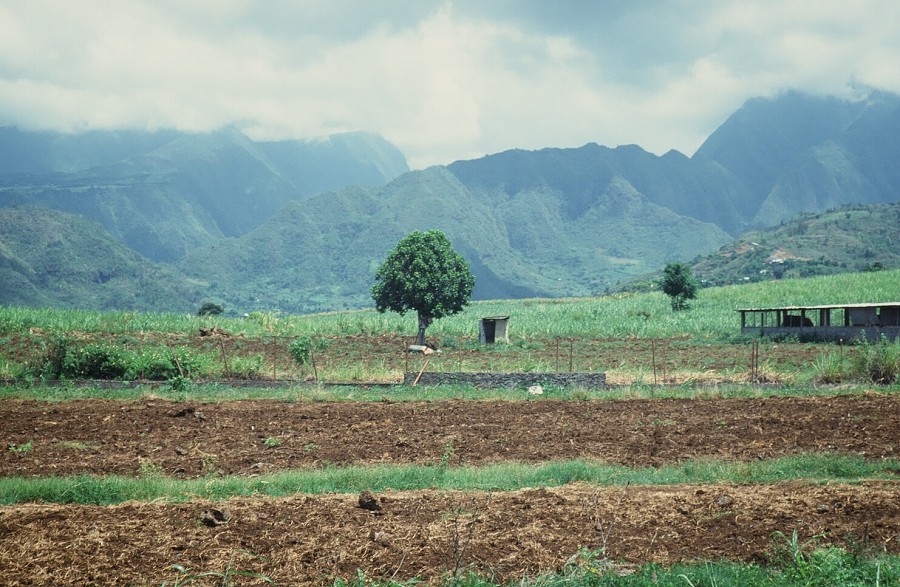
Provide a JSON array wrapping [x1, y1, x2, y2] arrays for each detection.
[[0, 207, 202, 311], [0, 127, 409, 262], [690, 203, 900, 286], [177, 166, 730, 313], [448, 142, 751, 235]]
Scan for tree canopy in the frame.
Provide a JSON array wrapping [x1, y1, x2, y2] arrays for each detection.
[[660, 262, 699, 311], [371, 230, 475, 345]]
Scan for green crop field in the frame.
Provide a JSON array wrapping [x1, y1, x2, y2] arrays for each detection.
[[1, 272, 899, 586]]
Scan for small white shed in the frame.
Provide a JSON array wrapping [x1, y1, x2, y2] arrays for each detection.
[[479, 316, 509, 344]]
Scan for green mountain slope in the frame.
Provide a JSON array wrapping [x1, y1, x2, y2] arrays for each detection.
[[448, 142, 750, 234], [0, 207, 203, 311], [0, 128, 409, 262], [177, 167, 731, 313], [690, 203, 900, 286]]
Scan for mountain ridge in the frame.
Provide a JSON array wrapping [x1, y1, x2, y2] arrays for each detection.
[[2, 89, 900, 313]]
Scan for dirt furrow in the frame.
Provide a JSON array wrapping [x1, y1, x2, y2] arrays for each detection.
[[1, 482, 897, 585], [2, 394, 898, 477]]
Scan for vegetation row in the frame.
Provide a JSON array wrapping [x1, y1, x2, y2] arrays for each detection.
[[2, 454, 896, 506]]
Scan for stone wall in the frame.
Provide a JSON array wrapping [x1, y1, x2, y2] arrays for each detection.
[[403, 371, 606, 388]]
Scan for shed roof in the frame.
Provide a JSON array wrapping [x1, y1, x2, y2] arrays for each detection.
[[737, 302, 900, 312]]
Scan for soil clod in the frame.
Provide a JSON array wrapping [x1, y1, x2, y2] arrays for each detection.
[[358, 490, 382, 511]]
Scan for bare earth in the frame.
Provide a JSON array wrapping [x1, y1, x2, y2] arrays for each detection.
[[1, 394, 898, 585]]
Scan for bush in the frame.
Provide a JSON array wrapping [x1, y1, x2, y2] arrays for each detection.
[[228, 355, 265, 379], [61, 343, 131, 379], [196, 302, 224, 316], [36, 335, 71, 379], [813, 335, 900, 385], [288, 336, 328, 366], [30, 339, 212, 381], [854, 335, 900, 384]]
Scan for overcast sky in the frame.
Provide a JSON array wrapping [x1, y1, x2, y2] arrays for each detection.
[[2, 1, 899, 168]]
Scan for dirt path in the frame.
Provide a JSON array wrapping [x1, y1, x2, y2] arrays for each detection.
[[1, 482, 897, 585], [2, 394, 898, 478]]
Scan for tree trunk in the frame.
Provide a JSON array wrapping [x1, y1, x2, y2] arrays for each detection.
[[416, 313, 432, 346]]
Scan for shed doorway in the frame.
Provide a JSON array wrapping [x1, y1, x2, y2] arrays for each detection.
[[479, 316, 509, 344]]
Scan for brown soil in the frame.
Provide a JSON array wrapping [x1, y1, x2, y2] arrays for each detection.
[[1, 394, 899, 585], [1, 483, 897, 585], [2, 394, 898, 477]]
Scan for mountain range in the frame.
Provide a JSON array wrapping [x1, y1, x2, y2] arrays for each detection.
[[1, 89, 899, 314]]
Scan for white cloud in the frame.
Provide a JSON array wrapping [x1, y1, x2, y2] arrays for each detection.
[[1, 0, 899, 168]]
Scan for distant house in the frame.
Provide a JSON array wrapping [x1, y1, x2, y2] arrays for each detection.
[[737, 302, 900, 342]]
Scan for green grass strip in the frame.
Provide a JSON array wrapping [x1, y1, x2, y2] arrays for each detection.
[[2, 381, 897, 403], [1, 454, 896, 505], [333, 551, 900, 586]]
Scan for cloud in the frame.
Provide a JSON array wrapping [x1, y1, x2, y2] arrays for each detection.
[[1, 1, 899, 168]]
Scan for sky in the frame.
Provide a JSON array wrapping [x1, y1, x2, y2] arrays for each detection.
[[1, 1, 899, 169]]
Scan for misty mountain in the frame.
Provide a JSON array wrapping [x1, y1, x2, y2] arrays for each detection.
[[176, 166, 730, 313], [0, 127, 409, 261], [448, 142, 750, 235], [2, 89, 900, 314], [693, 89, 900, 225]]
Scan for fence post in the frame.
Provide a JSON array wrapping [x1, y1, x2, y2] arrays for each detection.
[[218, 339, 230, 379], [569, 338, 574, 372], [556, 337, 560, 373], [272, 336, 277, 380]]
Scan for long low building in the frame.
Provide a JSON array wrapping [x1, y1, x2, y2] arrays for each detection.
[[737, 302, 900, 342]]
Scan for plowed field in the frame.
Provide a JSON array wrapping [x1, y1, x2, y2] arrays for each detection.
[[1, 394, 899, 585]]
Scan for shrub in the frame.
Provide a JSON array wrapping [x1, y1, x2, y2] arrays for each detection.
[[288, 336, 328, 366], [228, 355, 265, 379], [36, 335, 71, 378], [196, 302, 224, 316], [61, 343, 131, 379], [127, 347, 181, 380], [854, 335, 900, 384], [811, 353, 846, 384]]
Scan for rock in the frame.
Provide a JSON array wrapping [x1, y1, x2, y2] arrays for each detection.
[[528, 385, 543, 395], [358, 490, 381, 511], [200, 508, 230, 527]]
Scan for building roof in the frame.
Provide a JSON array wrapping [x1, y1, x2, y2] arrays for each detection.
[[737, 302, 900, 312]]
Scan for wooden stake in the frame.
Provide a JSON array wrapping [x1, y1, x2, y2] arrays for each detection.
[[556, 337, 560, 373], [412, 357, 430, 386], [218, 339, 230, 378], [568, 338, 574, 372]]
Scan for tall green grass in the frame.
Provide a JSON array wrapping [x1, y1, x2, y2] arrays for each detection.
[[1, 454, 895, 506], [2, 270, 898, 340]]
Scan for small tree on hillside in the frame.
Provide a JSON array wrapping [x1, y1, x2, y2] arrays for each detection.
[[660, 262, 699, 311], [372, 230, 475, 346], [197, 302, 224, 316]]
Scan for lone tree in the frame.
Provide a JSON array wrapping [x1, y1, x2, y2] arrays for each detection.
[[372, 230, 475, 346], [660, 262, 699, 311]]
